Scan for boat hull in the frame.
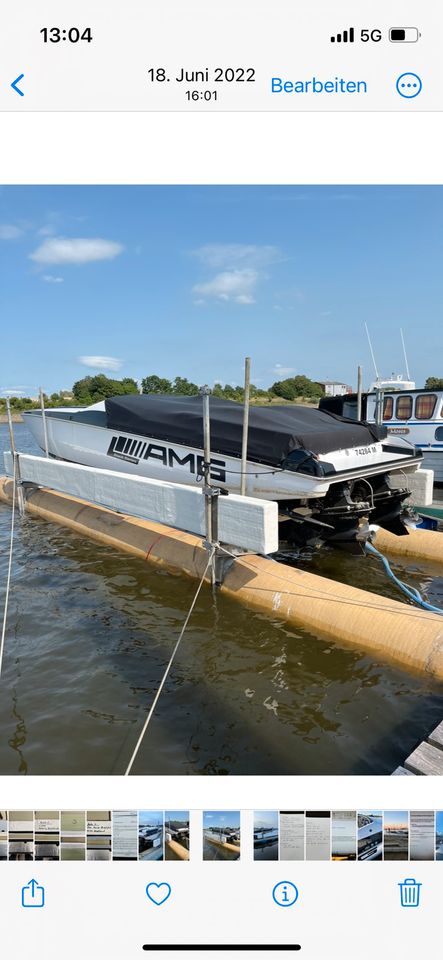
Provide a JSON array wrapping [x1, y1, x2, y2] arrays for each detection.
[[22, 410, 423, 503]]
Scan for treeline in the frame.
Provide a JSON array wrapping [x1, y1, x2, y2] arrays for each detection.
[[0, 372, 326, 412], [3, 372, 442, 415], [141, 373, 324, 402], [425, 377, 443, 390]]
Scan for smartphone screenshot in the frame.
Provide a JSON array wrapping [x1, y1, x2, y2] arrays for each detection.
[[0, 1, 442, 957]]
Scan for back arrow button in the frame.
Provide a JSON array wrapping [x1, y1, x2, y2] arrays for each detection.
[[11, 74, 25, 97]]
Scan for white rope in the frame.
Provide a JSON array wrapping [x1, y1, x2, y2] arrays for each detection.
[[124, 547, 215, 776], [0, 457, 17, 679]]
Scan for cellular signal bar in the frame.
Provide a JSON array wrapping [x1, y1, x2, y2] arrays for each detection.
[[331, 26, 355, 43]]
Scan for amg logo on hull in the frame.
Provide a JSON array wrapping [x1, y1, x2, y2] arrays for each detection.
[[107, 434, 227, 482]]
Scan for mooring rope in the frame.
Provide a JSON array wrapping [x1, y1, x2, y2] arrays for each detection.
[[124, 546, 215, 776], [365, 541, 443, 615], [0, 457, 17, 679]]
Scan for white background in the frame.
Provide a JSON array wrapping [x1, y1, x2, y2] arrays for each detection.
[[1, 113, 442, 184]]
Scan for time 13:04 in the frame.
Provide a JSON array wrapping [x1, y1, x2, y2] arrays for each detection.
[[40, 27, 93, 43]]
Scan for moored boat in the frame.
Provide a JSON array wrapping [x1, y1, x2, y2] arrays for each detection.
[[320, 383, 443, 484], [23, 393, 426, 549]]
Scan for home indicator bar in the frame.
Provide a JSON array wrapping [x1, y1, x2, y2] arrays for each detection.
[[142, 947, 302, 953]]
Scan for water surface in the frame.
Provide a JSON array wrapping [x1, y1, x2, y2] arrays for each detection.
[[1, 423, 442, 775]]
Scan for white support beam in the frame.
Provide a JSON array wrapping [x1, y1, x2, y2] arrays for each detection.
[[3, 452, 279, 555]]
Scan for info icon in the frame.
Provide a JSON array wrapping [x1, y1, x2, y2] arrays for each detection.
[[272, 881, 299, 907]]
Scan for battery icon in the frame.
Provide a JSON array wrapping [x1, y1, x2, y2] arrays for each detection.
[[389, 28, 420, 42]]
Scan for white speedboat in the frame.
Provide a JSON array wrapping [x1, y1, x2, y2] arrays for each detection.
[[320, 382, 443, 483], [23, 393, 425, 547]]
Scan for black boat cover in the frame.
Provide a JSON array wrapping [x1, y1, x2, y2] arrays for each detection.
[[105, 395, 387, 467]]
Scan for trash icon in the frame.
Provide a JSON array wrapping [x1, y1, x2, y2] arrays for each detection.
[[398, 878, 421, 908]]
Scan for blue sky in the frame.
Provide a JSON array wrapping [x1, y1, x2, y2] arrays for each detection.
[[254, 811, 278, 829], [203, 811, 240, 829], [1, 185, 442, 396], [139, 811, 163, 827], [384, 810, 408, 828], [165, 811, 189, 822]]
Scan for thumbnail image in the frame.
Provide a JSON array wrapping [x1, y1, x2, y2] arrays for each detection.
[[383, 811, 408, 861], [305, 811, 331, 861], [0, 811, 7, 860], [165, 811, 190, 861], [279, 811, 304, 861], [358, 812, 383, 861], [331, 811, 356, 861], [34, 811, 60, 861], [8, 810, 34, 860], [410, 810, 435, 861], [436, 812, 443, 861], [87, 811, 112, 861], [1, 185, 443, 779], [254, 811, 279, 861], [203, 812, 241, 861], [112, 810, 138, 861], [60, 811, 86, 861], [139, 811, 164, 861]]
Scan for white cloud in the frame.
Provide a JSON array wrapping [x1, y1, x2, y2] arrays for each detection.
[[192, 243, 283, 305], [30, 236, 124, 265], [273, 363, 295, 377], [78, 356, 123, 372], [236, 294, 255, 304], [193, 243, 281, 269], [193, 268, 258, 304], [0, 224, 23, 240], [42, 274, 64, 284]]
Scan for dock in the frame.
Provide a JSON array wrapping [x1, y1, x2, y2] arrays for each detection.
[[2, 464, 443, 682], [415, 490, 443, 525], [205, 836, 240, 854], [392, 721, 443, 775], [165, 839, 189, 861]]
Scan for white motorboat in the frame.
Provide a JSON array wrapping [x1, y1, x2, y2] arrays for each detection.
[[320, 381, 443, 484], [23, 393, 426, 547]]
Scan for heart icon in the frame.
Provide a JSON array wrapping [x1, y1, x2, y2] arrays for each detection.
[[146, 882, 172, 906]]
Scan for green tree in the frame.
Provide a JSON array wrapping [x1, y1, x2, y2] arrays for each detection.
[[425, 377, 443, 390], [220, 383, 238, 400], [171, 376, 200, 395], [212, 382, 269, 402], [141, 374, 173, 394], [271, 375, 323, 400], [72, 374, 138, 404], [120, 377, 138, 393], [72, 376, 94, 404]]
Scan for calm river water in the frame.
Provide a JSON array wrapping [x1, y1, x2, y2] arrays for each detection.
[[0, 423, 442, 776]]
